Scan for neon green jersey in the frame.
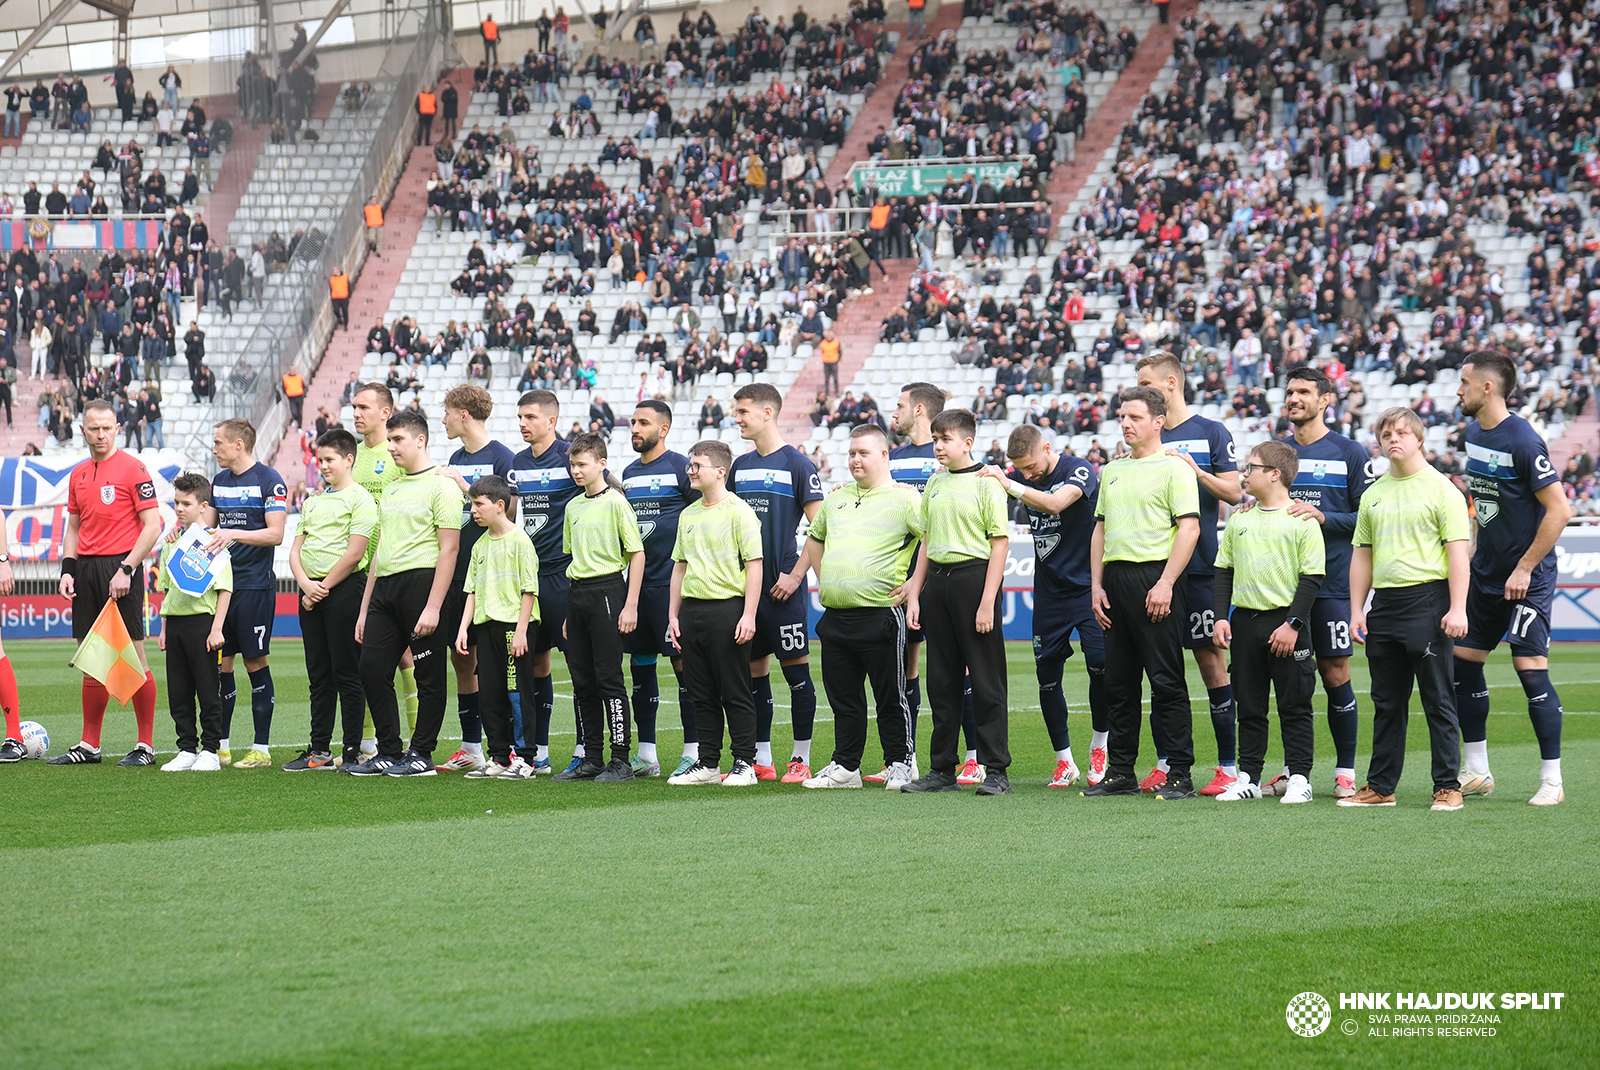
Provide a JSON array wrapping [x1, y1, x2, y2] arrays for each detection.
[[464, 526, 541, 625], [354, 440, 402, 501], [297, 483, 379, 577], [375, 468, 463, 577], [1353, 465, 1471, 588], [563, 487, 644, 579], [921, 466, 1008, 563], [809, 482, 925, 608], [1094, 453, 1201, 562], [672, 494, 762, 601], [1215, 506, 1325, 610]]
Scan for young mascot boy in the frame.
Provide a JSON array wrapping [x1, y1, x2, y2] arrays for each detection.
[[903, 409, 1012, 795], [156, 473, 232, 771], [287, 429, 377, 770], [455, 474, 541, 779], [666, 440, 764, 786], [1211, 442, 1324, 803]]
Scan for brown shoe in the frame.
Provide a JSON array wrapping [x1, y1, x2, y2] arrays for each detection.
[[1431, 789, 1464, 811], [1336, 785, 1396, 807]]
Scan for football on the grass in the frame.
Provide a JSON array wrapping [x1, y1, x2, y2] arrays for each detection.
[[20, 721, 48, 759]]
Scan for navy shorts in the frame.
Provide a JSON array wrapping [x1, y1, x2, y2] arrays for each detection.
[[1311, 597, 1354, 659], [1183, 574, 1215, 650], [533, 570, 569, 654], [220, 588, 275, 658], [751, 590, 809, 660], [440, 584, 471, 651], [1460, 583, 1553, 659], [1032, 590, 1104, 663], [622, 585, 681, 657]]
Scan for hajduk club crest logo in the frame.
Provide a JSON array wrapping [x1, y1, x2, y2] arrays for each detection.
[[1286, 992, 1332, 1037]]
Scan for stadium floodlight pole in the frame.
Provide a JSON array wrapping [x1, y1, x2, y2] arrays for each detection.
[[291, 0, 354, 67], [0, 0, 82, 82]]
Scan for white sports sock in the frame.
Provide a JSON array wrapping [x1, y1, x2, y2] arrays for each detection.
[[639, 741, 657, 763], [755, 741, 773, 766], [1054, 747, 1071, 762], [1090, 730, 1108, 751], [1541, 758, 1562, 784], [1281, 764, 1291, 778], [1221, 763, 1237, 776], [683, 742, 699, 760], [573, 744, 586, 759], [360, 738, 377, 755], [1335, 766, 1355, 779], [534, 744, 549, 763], [1156, 758, 1170, 773], [252, 740, 270, 752], [463, 741, 484, 759], [219, 737, 231, 752], [1463, 739, 1490, 773], [965, 749, 977, 762], [79, 740, 101, 753], [792, 738, 811, 763]]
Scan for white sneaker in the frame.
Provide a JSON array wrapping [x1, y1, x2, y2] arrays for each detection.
[[883, 761, 914, 791], [1459, 769, 1495, 796], [191, 750, 222, 771], [722, 759, 759, 786], [161, 750, 198, 771], [1279, 773, 1313, 804], [1529, 778, 1564, 806], [669, 761, 723, 785], [1216, 771, 1261, 800], [802, 761, 863, 789], [496, 756, 536, 779]]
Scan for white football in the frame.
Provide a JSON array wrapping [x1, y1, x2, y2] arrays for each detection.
[[19, 721, 48, 759]]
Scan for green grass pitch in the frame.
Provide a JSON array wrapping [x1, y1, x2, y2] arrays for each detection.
[[1, 638, 1596, 1069]]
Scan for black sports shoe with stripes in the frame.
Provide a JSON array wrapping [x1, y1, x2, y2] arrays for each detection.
[[117, 745, 156, 767], [0, 738, 25, 762], [1081, 773, 1140, 796], [383, 750, 438, 777], [47, 744, 102, 765], [344, 754, 397, 776]]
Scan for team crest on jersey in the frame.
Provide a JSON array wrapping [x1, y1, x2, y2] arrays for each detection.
[[1312, 463, 1327, 480], [1477, 501, 1499, 525], [1036, 534, 1059, 559], [650, 475, 663, 492], [763, 471, 775, 488], [539, 469, 552, 486], [100, 485, 115, 504], [374, 460, 386, 473]]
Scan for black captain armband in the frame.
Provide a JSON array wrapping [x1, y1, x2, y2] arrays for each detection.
[[61, 557, 76, 577]]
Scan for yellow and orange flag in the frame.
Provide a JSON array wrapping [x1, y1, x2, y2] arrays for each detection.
[[70, 599, 146, 705]]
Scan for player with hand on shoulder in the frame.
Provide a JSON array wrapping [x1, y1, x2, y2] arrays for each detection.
[[802, 424, 925, 791], [155, 473, 232, 771], [454, 475, 541, 780], [666, 440, 764, 786], [1211, 442, 1324, 803], [1341, 407, 1471, 811], [286, 429, 377, 771], [982, 424, 1106, 788], [1454, 352, 1571, 806]]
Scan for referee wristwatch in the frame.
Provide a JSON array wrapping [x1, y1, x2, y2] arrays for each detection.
[[0, 552, 9, 563], [119, 563, 136, 577]]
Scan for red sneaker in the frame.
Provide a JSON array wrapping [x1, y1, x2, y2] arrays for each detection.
[[956, 757, 986, 785], [1087, 746, 1107, 785], [1139, 766, 1167, 793], [1199, 767, 1237, 796], [752, 763, 778, 781], [780, 759, 810, 783]]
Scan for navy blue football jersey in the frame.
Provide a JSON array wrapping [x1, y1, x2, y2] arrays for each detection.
[[1017, 453, 1098, 597], [510, 439, 580, 575], [727, 443, 824, 590], [1465, 413, 1561, 593], [448, 440, 516, 580], [888, 441, 940, 492], [622, 450, 699, 588], [211, 463, 287, 590], [1162, 413, 1238, 575], [1282, 429, 1373, 600]]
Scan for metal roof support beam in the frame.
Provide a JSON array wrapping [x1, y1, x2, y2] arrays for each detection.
[[292, 0, 353, 67], [0, 0, 82, 84]]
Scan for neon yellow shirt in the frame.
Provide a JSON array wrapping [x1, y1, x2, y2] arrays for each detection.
[[673, 494, 763, 600], [809, 482, 925, 608], [1216, 506, 1325, 610], [1353, 465, 1471, 587], [464, 527, 541, 624], [1095, 453, 1201, 562], [375, 468, 464, 577], [297, 484, 378, 576], [921, 466, 1008, 563], [563, 487, 644, 579]]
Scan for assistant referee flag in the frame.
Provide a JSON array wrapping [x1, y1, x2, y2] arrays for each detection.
[[71, 598, 147, 705]]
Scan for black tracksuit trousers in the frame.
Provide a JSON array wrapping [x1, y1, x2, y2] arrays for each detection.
[[1228, 606, 1316, 782], [474, 620, 537, 766], [923, 560, 1009, 774], [1365, 581, 1460, 795], [567, 573, 630, 762], [164, 613, 223, 754], [818, 604, 911, 771], [1103, 560, 1194, 780], [300, 572, 366, 757], [360, 569, 450, 760], [678, 597, 756, 768]]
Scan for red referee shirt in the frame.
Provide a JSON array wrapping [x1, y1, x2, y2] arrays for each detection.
[[67, 450, 158, 556]]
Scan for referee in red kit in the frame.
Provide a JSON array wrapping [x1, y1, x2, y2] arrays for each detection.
[[51, 399, 164, 766]]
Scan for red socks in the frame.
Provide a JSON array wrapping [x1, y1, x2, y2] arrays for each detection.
[[0, 655, 18, 741], [133, 672, 157, 748], [81, 678, 109, 749]]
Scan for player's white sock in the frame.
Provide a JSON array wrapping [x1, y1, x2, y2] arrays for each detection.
[[534, 744, 549, 763], [965, 749, 977, 762], [792, 738, 811, 763], [683, 741, 699, 760], [1221, 763, 1237, 777], [253, 739, 270, 751], [1054, 747, 1071, 762], [755, 742, 773, 767], [1540, 758, 1562, 784], [573, 744, 586, 759], [1463, 740, 1489, 773], [219, 737, 231, 752], [639, 741, 657, 763], [1156, 758, 1170, 774], [463, 741, 483, 759], [1335, 766, 1355, 779], [360, 737, 377, 756], [1090, 730, 1108, 751], [1280, 764, 1291, 779]]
